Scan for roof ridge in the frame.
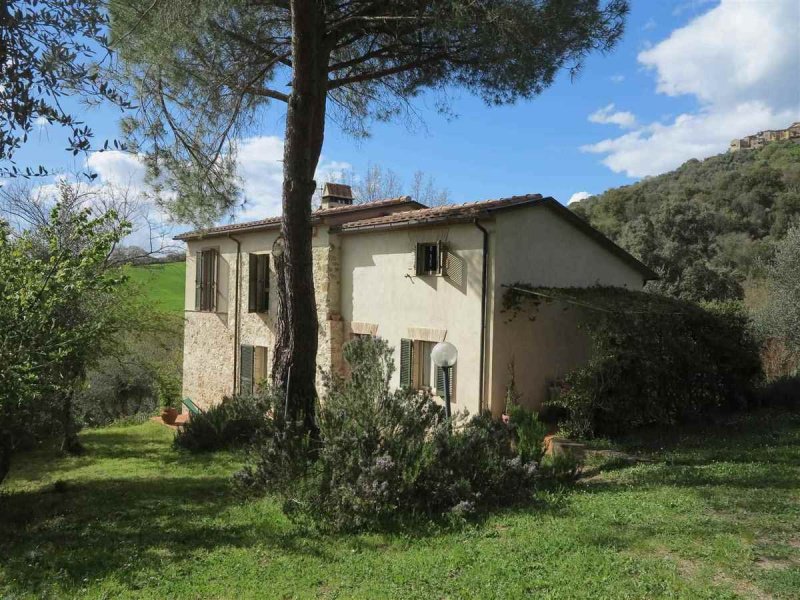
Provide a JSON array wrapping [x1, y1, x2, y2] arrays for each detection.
[[175, 196, 421, 240]]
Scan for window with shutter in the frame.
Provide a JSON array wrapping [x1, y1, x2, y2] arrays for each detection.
[[240, 345, 255, 395], [435, 364, 456, 402], [415, 242, 445, 276], [258, 254, 269, 312], [195, 250, 204, 310], [248, 254, 269, 313], [248, 254, 258, 312], [254, 346, 268, 392], [196, 249, 218, 311], [399, 339, 413, 388]]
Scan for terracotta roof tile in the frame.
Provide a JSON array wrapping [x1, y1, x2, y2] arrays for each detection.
[[337, 194, 544, 231], [174, 196, 420, 240]]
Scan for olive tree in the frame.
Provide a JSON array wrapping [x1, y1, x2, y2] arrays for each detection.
[[0, 0, 130, 177], [757, 225, 800, 355]]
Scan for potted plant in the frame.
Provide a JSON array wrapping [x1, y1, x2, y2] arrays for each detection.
[[157, 371, 182, 425], [160, 401, 179, 425]]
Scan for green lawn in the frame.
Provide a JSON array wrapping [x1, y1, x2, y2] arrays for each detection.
[[1, 411, 799, 599], [124, 261, 186, 314]]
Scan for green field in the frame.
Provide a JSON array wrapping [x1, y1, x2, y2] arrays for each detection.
[[1, 410, 798, 599], [125, 261, 186, 314]]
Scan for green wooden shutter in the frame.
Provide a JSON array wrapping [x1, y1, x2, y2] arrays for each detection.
[[437, 241, 447, 276], [415, 244, 425, 275], [399, 339, 413, 388], [199, 249, 217, 311], [195, 250, 203, 309], [240, 345, 254, 395], [209, 249, 218, 311], [248, 254, 258, 312], [435, 365, 455, 401], [257, 254, 268, 312]]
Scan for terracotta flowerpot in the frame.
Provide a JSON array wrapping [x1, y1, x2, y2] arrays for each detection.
[[161, 407, 179, 425]]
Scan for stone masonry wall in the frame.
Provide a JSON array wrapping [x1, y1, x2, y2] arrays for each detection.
[[182, 230, 345, 408]]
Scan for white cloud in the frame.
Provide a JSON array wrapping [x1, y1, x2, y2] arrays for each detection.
[[582, 102, 796, 178], [583, 0, 800, 178], [235, 135, 351, 220], [610, 74, 625, 84], [87, 150, 147, 187], [642, 18, 657, 31], [84, 137, 352, 230], [34, 116, 50, 127], [588, 103, 637, 128], [568, 191, 592, 204]]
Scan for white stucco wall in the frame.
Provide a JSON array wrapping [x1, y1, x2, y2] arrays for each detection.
[[339, 223, 486, 416], [181, 201, 650, 416], [486, 204, 647, 414]]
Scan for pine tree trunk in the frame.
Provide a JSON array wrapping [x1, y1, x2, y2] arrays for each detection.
[[272, 0, 329, 434]]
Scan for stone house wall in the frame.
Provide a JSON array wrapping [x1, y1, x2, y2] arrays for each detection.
[[182, 229, 343, 408]]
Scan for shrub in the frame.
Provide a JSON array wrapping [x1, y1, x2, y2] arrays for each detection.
[[236, 337, 541, 531], [174, 395, 269, 453], [504, 286, 763, 438], [507, 403, 548, 464], [758, 376, 800, 409]]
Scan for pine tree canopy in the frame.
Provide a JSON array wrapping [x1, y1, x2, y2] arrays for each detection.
[[111, 0, 629, 223]]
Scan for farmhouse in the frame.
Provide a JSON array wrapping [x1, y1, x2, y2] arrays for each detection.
[[175, 185, 655, 416]]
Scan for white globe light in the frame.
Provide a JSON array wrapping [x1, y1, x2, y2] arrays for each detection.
[[431, 341, 458, 368]]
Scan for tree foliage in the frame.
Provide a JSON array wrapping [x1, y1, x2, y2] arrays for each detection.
[[503, 285, 762, 438], [0, 0, 129, 177], [572, 141, 800, 302], [756, 224, 800, 356], [112, 0, 629, 222], [0, 193, 128, 485]]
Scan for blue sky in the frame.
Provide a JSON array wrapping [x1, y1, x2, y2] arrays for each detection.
[[12, 0, 800, 240]]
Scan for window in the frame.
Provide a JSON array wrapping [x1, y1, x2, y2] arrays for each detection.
[[195, 249, 218, 311], [240, 345, 254, 395], [248, 253, 269, 313], [240, 345, 268, 395], [399, 339, 456, 402], [415, 241, 447, 276]]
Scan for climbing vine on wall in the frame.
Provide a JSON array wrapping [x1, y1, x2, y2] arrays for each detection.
[[502, 284, 762, 437]]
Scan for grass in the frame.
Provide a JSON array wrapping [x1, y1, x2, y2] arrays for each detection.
[[1, 411, 799, 599], [124, 261, 186, 314]]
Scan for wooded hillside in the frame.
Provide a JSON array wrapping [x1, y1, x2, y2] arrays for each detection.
[[572, 141, 800, 302]]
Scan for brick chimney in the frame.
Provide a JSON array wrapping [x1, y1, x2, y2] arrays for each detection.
[[320, 182, 354, 209]]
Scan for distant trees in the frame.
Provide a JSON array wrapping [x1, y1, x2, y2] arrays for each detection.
[[757, 225, 800, 356], [342, 165, 450, 206], [573, 141, 800, 302]]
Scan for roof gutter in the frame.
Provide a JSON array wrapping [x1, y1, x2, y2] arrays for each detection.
[[473, 218, 489, 414], [228, 234, 242, 395]]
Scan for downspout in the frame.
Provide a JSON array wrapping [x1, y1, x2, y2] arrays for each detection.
[[473, 219, 489, 413], [228, 235, 242, 395]]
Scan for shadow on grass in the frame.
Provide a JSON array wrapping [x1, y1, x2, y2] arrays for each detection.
[[0, 473, 329, 596], [0, 422, 328, 597]]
